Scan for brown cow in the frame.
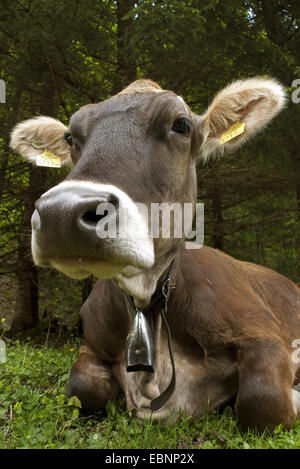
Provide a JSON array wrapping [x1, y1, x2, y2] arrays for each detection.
[[10, 78, 300, 432]]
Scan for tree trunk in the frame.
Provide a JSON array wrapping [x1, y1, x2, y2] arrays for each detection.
[[291, 148, 300, 217], [211, 186, 224, 250], [10, 73, 56, 332], [114, 0, 137, 93], [0, 88, 22, 201], [10, 166, 47, 331], [0, 145, 10, 202]]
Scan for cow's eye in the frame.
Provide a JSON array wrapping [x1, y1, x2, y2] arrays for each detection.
[[64, 132, 73, 146], [171, 117, 192, 136]]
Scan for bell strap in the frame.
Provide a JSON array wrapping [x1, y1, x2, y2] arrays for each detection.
[[150, 276, 176, 411]]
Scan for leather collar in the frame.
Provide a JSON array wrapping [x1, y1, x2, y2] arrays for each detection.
[[125, 258, 177, 411]]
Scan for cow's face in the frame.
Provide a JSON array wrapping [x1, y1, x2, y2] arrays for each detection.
[[10, 78, 285, 285]]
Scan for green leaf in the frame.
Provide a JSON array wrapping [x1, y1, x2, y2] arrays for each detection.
[[67, 396, 82, 409]]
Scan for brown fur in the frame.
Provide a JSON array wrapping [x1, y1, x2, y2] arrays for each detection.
[[67, 245, 300, 432], [117, 79, 163, 95], [200, 78, 286, 160], [10, 116, 71, 164], [10, 78, 299, 432]]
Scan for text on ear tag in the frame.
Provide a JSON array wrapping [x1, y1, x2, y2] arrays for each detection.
[[31, 141, 45, 149], [220, 122, 245, 145], [36, 149, 61, 168]]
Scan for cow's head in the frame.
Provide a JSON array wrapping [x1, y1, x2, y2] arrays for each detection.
[[10, 78, 285, 302]]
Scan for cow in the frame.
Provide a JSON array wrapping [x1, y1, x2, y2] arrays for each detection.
[[10, 78, 300, 432]]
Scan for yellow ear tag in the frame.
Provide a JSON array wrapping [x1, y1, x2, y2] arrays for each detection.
[[220, 122, 245, 145], [36, 149, 61, 168]]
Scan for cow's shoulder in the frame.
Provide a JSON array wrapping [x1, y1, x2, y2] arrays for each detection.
[[180, 244, 248, 286], [179, 244, 300, 343], [80, 278, 130, 360], [181, 243, 298, 295]]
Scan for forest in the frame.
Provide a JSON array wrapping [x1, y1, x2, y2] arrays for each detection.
[[0, 0, 299, 450], [0, 0, 299, 333]]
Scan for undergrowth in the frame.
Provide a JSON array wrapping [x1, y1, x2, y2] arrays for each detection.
[[0, 342, 300, 449]]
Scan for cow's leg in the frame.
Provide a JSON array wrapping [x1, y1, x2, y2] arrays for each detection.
[[292, 387, 300, 415], [66, 345, 120, 410], [235, 340, 297, 432]]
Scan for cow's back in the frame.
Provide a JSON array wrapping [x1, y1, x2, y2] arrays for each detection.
[[180, 244, 300, 344]]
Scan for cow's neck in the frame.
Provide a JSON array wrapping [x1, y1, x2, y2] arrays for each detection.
[[115, 245, 181, 309], [119, 244, 180, 411]]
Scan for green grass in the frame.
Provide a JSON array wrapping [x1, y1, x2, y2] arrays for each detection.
[[0, 342, 300, 449]]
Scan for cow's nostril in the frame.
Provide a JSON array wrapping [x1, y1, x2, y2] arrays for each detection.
[[79, 193, 119, 228], [81, 209, 109, 225]]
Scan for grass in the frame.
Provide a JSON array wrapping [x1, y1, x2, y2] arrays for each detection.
[[0, 341, 300, 449]]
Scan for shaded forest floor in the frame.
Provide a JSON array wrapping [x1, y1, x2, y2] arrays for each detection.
[[0, 338, 300, 449]]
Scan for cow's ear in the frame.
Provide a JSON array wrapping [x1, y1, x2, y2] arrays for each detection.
[[199, 78, 286, 161], [10, 116, 71, 165]]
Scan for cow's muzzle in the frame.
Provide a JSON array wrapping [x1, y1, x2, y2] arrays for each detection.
[[31, 180, 155, 279]]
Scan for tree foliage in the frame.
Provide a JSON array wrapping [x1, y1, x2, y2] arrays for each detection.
[[0, 0, 299, 330]]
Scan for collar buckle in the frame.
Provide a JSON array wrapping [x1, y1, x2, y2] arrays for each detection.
[[162, 276, 176, 300]]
